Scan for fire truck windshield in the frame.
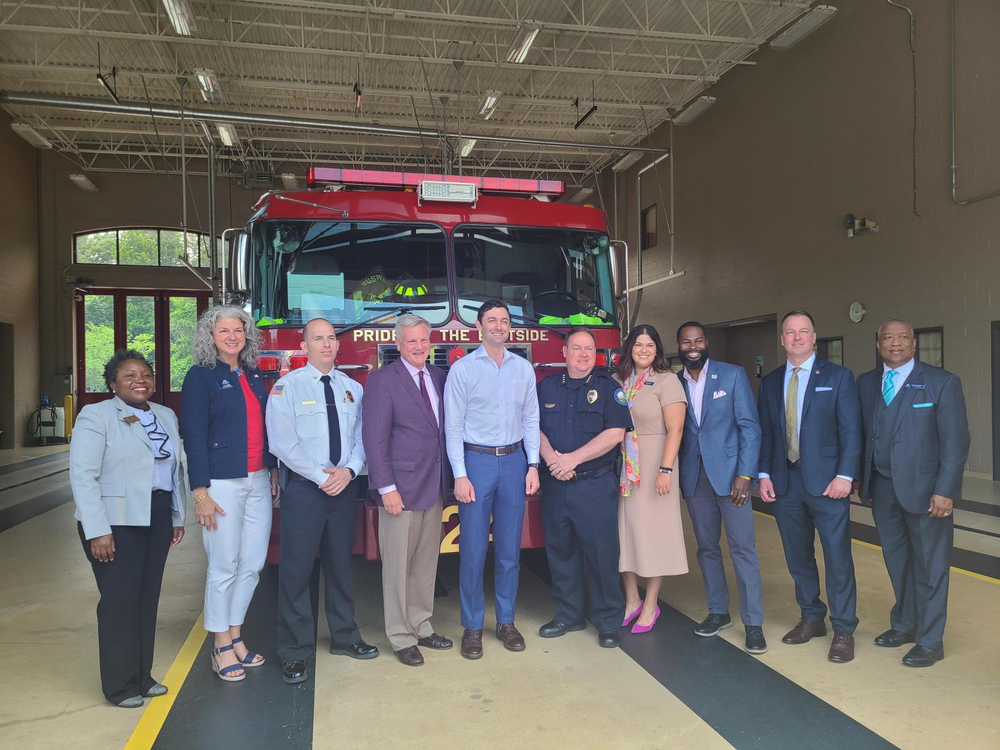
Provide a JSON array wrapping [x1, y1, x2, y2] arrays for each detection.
[[253, 220, 450, 326], [454, 226, 616, 327]]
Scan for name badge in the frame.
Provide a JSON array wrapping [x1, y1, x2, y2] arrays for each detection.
[[301, 400, 316, 405], [904, 383, 925, 390], [544, 403, 556, 408], [218, 379, 234, 390]]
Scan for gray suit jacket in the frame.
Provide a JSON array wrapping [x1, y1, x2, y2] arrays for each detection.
[[858, 360, 970, 513], [70, 397, 189, 539]]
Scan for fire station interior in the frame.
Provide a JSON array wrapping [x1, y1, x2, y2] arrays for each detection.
[[1, 1, 999, 749]]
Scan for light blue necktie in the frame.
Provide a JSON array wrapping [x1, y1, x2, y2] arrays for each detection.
[[883, 370, 896, 406]]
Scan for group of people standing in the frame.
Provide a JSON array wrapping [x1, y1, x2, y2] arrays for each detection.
[[69, 301, 969, 707]]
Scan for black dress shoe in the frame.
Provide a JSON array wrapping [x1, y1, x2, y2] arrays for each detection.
[[330, 640, 379, 660], [695, 613, 733, 637], [417, 633, 453, 650], [874, 628, 916, 648], [598, 629, 621, 648], [538, 620, 586, 638], [395, 646, 424, 667], [281, 660, 308, 684], [745, 626, 768, 654], [902, 644, 944, 667]]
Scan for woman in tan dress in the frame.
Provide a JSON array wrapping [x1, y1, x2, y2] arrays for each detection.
[[616, 324, 688, 633]]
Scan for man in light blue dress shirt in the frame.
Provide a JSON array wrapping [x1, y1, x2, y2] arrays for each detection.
[[444, 299, 540, 659]]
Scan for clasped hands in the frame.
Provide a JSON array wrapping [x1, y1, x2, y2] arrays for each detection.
[[319, 466, 353, 496], [546, 451, 578, 481]]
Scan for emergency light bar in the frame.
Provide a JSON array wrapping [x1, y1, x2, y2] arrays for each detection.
[[307, 167, 565, 198]]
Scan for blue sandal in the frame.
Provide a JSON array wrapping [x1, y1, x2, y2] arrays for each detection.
[[211, 644, 246, 682], [232, 636, 265, 668]]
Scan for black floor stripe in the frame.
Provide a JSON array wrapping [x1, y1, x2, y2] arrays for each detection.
[[154, 563, 319, 750], [0, 451, 68, 476], [751, 499, 1000, 580], [953, 497, 1000, 518], [0, 468, 68, 493], [520, 550, 897, 750], [0, 485, 74, 533]]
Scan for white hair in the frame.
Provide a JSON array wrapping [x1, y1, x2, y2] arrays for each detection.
[[394, 314, 431, 342], [192, 305, 262, 369]]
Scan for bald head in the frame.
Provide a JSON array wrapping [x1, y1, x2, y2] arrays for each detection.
[[301, 317, 339, 373]]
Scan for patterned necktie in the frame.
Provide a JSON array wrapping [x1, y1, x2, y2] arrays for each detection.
[[320, 375, 342, 465], [786, 366, 802, 464], [418, 370, 438, 427], [883, 370, 896, 406]]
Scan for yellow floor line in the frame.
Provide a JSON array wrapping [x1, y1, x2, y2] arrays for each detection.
[[124, 612, 206, 750], [751, 509, 1000, 586]]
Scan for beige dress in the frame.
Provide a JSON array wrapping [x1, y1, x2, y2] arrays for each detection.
[[617, 370, 689, 576]]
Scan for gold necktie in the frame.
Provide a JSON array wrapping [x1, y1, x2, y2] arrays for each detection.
[[786, 366, 802, 463]]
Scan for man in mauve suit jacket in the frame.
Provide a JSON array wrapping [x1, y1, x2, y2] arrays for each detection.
[[858, 319, 970, 668], [758, 310, 862, 663], [362, 314, 453, 666]]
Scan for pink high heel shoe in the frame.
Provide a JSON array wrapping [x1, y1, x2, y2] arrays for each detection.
[[622, 601, 644, 628], [631, 606, 661, 634]]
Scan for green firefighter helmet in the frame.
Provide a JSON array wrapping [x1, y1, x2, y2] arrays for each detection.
[[393, 272, 428, 298]]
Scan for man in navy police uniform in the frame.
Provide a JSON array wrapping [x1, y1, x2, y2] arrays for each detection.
[[537, 327, 633, 649]]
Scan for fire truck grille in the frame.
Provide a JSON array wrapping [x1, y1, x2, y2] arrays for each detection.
[[379, 344, 529, 373]]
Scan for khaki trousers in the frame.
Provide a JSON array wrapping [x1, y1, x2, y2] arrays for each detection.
[[378, 498, 443, 650]]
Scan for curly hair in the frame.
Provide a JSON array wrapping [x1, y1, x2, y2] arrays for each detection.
[[104, 349, 153, 392], [192, 305, 262, 369]]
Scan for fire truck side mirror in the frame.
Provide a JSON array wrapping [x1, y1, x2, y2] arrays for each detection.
[[226, 230, 250, 294], [608, 239, 627, 300]]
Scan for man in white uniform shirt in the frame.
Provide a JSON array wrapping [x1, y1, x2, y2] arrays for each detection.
[[266, 318, 378, 684]]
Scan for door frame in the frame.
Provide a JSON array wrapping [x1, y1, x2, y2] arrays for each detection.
[[992, 321, 1000, 480]]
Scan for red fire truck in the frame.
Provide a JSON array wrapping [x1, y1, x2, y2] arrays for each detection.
[[225, 168, 626, 561]]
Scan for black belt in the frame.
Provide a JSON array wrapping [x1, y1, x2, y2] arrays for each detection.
[[287, 469, 314, 483], [567, 464, 614, 482], [464, 441, 523, 456]]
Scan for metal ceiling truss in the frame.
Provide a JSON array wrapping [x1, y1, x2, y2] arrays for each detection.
[[1, 0, 812, 180]]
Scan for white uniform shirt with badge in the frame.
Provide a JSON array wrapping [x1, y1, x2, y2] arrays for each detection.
[[265, 362, 366, 485]]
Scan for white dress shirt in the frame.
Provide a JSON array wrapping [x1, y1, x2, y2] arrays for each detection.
[[129, 405, 176, 492], [882, 357, 916, 403], [266, 362, 366, 485], [681, 359, 711, 425]]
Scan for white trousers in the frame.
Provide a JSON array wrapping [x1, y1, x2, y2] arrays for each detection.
[[202, 470, 272, 632]]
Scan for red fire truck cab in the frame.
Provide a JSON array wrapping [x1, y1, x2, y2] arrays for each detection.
[[225, 168, 626, 562]]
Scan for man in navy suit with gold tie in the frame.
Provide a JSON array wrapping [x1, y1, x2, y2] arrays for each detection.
[[757, 310, 862, 663], [858, 319, 970, 667]]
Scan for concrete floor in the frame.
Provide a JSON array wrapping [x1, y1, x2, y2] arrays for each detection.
[[1, 450, 998, 750]]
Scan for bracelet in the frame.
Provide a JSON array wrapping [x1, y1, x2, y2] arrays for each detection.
[[738, 475, 752, 481], [194, 492, 210, 504], [658, 467, 673, 474]]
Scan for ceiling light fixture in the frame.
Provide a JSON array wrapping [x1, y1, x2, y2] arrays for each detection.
[[69, 173, 99, 193], [280, 173, 299, 190], [570, 187, 594, 203], [612, 151, 642, 172], [474, 91, 502, 120], [217, 124, 239, 147], [10, 122, 52, 149], [459, 138, 477, 158], [672, 96, 717, 125], [506, 23, 541, 64], [194, 68, 221, 103], [96, 72, 120, 104], [161, 0, 196, 36], [770, 5, 838, 50]]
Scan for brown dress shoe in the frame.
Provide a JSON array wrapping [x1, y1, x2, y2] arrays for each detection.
[[395, 646, 424, 667], [828, 632, 855, 663], [461, 629, 483, 660], [496, 622, 526, 652], [781, 617, 828, 644], [417, 633, 454, 650]]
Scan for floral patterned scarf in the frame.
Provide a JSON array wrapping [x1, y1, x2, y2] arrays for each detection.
[[619, 367, 652, 497]]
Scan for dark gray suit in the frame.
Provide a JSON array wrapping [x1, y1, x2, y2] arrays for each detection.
[[678, 360, 764, 626], [858, 359, 970, 649]]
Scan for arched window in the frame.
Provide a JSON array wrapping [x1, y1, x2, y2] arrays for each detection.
[[74, 227, 220, 267]]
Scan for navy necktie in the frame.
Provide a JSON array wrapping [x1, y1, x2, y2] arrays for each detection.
[[320, 375, 342, 465]]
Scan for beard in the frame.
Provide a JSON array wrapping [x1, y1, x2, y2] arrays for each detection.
[[679, 346, 709, 369]]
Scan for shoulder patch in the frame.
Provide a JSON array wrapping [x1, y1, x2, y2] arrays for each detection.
[[614, 388, 628, 406], [270, 384, 284, 396]]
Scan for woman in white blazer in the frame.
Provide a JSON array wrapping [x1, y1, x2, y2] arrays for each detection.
[[70, 350, 189, 708]]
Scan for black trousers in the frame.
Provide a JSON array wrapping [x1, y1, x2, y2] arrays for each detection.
[[277, 477, 362, 662], [871, 472, 953, 648], [540, 471, 625, 631], [78, 490, 173, 705]]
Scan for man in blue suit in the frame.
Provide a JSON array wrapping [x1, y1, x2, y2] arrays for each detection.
[[858, 319, 970, 667], [758, 310, 862, 663], [677, 323, 766, 655]]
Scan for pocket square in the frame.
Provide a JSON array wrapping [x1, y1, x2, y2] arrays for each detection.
[[912, 403, 934, 408], [815, 386, 833, 392], [712, 390, 728, 399]]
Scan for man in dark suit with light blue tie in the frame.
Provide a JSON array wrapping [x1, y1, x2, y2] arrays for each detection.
[[858, 319, 970, 668], [758, 310, 862, 663], [676, 322, 767, 655]]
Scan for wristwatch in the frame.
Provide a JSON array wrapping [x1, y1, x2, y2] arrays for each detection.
[[528, 462, 540, 469], [347, 468, 357, 479], [658, 466, 673, 474]]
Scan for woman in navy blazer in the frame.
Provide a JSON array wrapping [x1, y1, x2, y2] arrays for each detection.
[[181, 305, 277, 682]]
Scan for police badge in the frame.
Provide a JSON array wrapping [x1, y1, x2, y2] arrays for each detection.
[[587, 389, 598, 404], [345, 390, 355, 403]]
